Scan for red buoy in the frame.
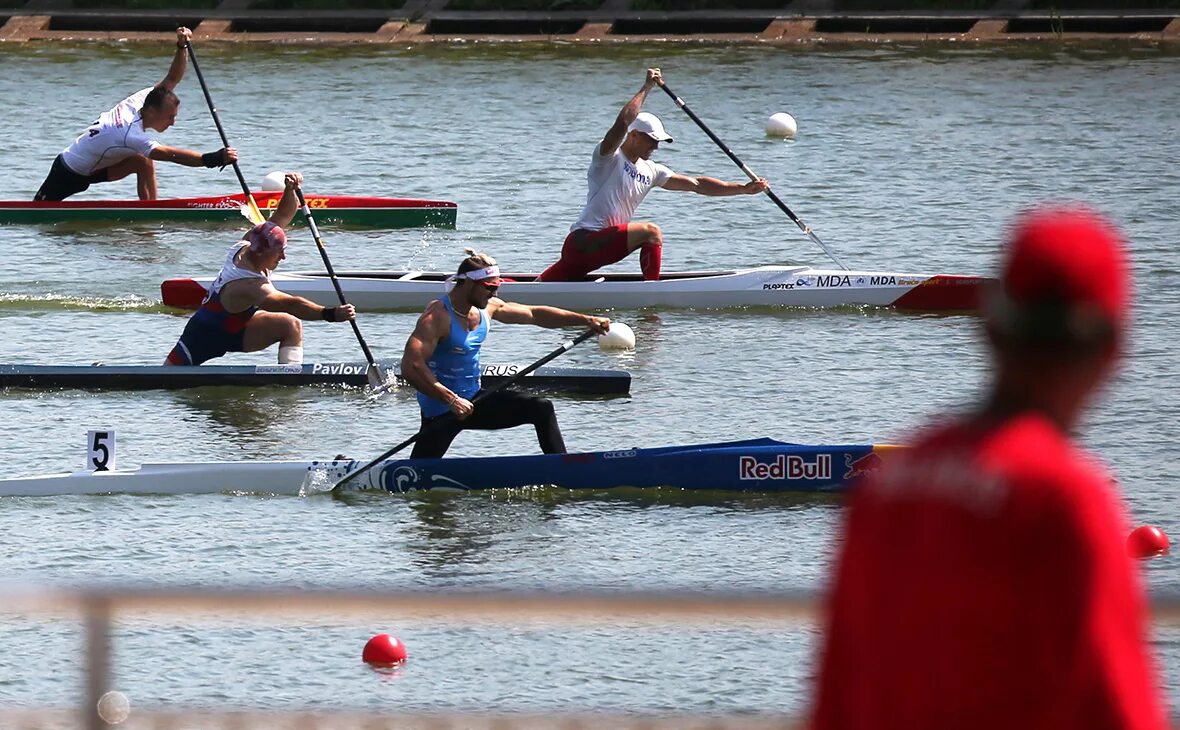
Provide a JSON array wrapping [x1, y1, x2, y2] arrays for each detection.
[[1127, 525, 1170, 560], [362, 633, 408, 665]]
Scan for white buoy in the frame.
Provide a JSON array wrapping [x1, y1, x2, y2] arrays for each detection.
[[598, 322, 636, 351], [261, 171, 286, 191], [766, 112, 797, 139]]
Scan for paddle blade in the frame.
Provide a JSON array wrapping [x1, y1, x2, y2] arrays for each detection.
[[240, 200, 266, 226], [367, 364, 394, 391]]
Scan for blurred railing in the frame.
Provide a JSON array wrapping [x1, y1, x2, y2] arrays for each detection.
[[3, 585, 1179, 729]]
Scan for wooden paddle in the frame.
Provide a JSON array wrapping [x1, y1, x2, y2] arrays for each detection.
[[656, 80, 850, 271], [294, 186, 388, 389], [330, 329, 597, 494], [184, 41, 265, 226]]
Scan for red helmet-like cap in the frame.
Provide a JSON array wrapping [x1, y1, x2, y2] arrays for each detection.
[[245, 221, 287, 255]]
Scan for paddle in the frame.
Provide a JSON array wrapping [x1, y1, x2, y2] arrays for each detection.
[[294, 186, 388, 389], [330, 329, 597, 494], [183, 40, 266, 226], [656, 81, 850, 271]]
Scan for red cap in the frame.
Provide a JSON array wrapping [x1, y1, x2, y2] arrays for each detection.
[[990, 205, 1130, 338], [245, 221, 287, 255]]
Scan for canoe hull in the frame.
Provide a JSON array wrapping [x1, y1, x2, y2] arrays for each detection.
[[0, 192, 457, 229], [162, 266, 991, 313], [0, 439, 896, 497], [0, 361, 629, 395]]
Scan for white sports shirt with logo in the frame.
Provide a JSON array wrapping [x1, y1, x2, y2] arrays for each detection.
[[60, 87, 161, 176], [571, 143, 674, 232]]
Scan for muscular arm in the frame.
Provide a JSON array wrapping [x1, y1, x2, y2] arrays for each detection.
[[600, 68, 661, 157], [661, 174, 769, 196], [148, 145, 206, 167], [257, 285, 331, 320], [266, 175, 301, 228], [159, 27, 192, 92], [490, 299, 608, 332], [149, 144, 237, 168], [401, 303, 455, 405]]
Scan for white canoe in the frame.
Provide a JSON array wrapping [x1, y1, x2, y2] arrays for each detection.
[[0, 459, 357, 498], [161, 266, 992, 313]]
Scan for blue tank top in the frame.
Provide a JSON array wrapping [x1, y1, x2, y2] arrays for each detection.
[[417, 297, 490, 418]]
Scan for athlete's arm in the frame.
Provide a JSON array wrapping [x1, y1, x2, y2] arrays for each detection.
[[159, 27, 192, 92], [661, 174, 769, 196], [600, 68, 662, 156], [257, 285, 355, 322], [402, 303, 472, 417], [491, 299, 609, 333], [149, 145, 239, 168], [267, 173, 303, 228]]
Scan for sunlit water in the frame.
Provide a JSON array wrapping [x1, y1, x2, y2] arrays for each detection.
[[0, 41, 1178, 716]]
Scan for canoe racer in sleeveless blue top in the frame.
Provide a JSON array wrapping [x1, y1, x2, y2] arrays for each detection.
[[401, 248, 611, 459]]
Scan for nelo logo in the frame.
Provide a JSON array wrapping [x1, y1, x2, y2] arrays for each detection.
[[739, 454, 831, 480]]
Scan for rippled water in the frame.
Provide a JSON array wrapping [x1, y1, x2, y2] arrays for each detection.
[[0, 42, 1178, 716]]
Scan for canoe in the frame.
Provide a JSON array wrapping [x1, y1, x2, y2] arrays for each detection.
[[0, 438, 896, 497], [0, 192, 457, 229], [161, 266, 991, 313], [0, 361, 629, 395]]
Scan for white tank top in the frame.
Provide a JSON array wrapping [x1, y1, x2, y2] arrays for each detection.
[[571, 143, 674, 232], [61, 87, 161, 175], [204, 243, 270, 304]]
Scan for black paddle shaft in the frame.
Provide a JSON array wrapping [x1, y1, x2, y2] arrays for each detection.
[[294, 187, 380, 368], [184, 42, 258, 211], [331, 329, 597, 492], [656, 82, 849, 271]]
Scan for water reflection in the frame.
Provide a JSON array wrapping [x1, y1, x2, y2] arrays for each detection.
[[167, 388, 325, 448]]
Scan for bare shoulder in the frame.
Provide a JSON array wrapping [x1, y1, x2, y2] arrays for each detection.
[[223, 276, 268, 304], [415, 299, 450, 336]]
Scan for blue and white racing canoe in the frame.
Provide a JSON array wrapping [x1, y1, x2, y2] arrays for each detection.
[[0, 438, 897, 498], [0, 361, 629, 395]]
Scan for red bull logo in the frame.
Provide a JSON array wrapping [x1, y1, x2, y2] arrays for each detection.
[[739, 453, 831, 481], [843, 452, 884, 480]]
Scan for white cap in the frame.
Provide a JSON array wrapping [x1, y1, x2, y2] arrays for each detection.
[[629, 112, 673, 142]]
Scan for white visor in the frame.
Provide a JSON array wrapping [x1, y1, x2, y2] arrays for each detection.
[[457, 265, 500, 281]]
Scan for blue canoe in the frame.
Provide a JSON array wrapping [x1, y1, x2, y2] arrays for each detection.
[[360, 438, 895, 494]]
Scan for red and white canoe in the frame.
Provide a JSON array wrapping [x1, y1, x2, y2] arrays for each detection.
[[162, 266, 992, 313], [0, 192, 456, 229]]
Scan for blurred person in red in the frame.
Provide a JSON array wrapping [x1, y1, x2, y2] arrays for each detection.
[[810, 205, 1166, 730]]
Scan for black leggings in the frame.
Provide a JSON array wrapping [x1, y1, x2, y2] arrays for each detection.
[[410, 389, 567, 459], [34, 154, 109, 202]]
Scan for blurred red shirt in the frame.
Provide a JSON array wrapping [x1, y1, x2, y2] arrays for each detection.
[[811, 411, 1166, 730]]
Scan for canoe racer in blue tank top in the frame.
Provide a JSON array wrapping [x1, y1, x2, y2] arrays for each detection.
[[401, 248, 611, 459]]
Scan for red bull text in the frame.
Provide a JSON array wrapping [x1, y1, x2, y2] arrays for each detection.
[[739, 453, 831, 481]]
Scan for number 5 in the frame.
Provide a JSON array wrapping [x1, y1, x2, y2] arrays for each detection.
[[87, 430, 115, 472]]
